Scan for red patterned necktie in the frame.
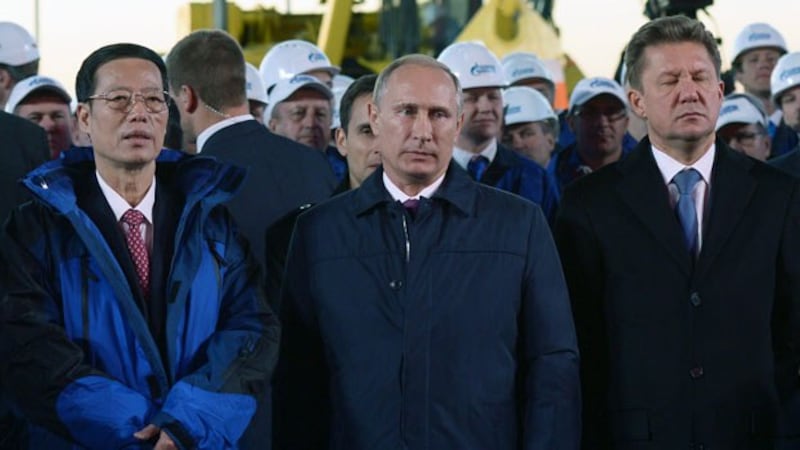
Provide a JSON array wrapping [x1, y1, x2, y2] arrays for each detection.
[[121, 209, 149, 297]]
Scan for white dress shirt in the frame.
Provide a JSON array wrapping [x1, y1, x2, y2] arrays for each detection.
[[383, 172, 445, 202], [452, 138, 498, 171], [96, 171, 156, 251], [651, 144, 715, 253]]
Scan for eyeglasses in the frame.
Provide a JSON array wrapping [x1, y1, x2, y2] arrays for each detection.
[[573, 107, 627, 122], [87, 88, 170, 113]]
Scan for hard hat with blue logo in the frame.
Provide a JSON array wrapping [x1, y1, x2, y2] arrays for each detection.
[[503, 86, 557, 126], [264, 74, 333, 120], [258, 40, 340, 92], [770, 52, 800, 105], [716, 93, 768, 131], [5, 75, 71, 114], [501, 52, 554, 88], [0, 22, 39, 66], [245, 62, 268, 105], [568, 77, 627, 115], [437, 41, 505, 90], [731, 23, 787, 66]]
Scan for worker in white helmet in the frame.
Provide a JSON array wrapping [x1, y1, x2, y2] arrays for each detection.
[[244, 62, 268, 124], [768, 51, 800, 159], [0, 22, 39, 109], [502, 52, 556, 106], [5, 75, 73, 159], [438, 41, 560, 223], [715, 93, 771, 161], [731, 23, 787, 119], [501, 86, 558, 168], [258, 39, 340, 93]]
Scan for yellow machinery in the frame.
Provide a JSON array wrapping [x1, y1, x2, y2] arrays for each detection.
[[178, 0, 582, 109]]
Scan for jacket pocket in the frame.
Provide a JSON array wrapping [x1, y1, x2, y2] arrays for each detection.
[[611, 408, 651, 443]]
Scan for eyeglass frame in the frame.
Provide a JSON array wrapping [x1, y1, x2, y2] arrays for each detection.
[[85, 88, 171, 114]]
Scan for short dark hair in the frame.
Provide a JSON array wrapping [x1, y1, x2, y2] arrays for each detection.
[[166, 29, 246, 110], [0, 60, 38, 82], [624, 15, 721, 91], [76, 43, 167, 102], [339, 74, 377, 135]]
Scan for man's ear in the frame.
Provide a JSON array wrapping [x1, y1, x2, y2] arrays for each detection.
[[368, 102, 379, 137], [335, 127, 348, 156], [174, 85, 199, 114], [76, 103, 91, 135], [628, 88, 646, 120]]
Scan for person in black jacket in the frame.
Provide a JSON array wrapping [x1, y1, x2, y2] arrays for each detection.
[[555, 16, 800, 449]]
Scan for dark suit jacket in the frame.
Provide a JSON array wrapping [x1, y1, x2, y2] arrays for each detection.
[[201, 120, 336, 271], [0, 111, 49, 224], [555, 137, 800, 449], [770, 147, 800, 177]]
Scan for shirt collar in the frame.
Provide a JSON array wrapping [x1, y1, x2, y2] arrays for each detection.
[[196, 114, 255, 153], [651, 142, 715, 186], [452, 138, 498, 170], [382, 171, 446, 202], [96, 171, 156, 224]]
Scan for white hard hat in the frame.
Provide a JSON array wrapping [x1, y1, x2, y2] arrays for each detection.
[[731, 23, 787, 65], [259, 40, 340, 92], [437, 41, 505, 90], [503, 86, 557, 126], [716, 94, 768, 131], [0, 21, 39, 66], [569, 77, 627, 114], [5, 75, 71, 114], [501, 52, 554, 87], [265, 74, 333, 120], [331, 75, 354, 130], [245, 62, 268, 105], [771, 52, 800, 105]]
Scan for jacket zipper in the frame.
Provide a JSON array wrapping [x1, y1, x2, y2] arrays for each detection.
[[402, 214, 410, 263]]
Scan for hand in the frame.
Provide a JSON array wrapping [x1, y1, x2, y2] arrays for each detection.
[[134, 424, 178, 450]]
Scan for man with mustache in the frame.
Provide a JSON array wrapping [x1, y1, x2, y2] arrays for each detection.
[[0, 42, 280, 450], [438, 41, 560, 223], [548, 76, 630, 193], [555, 15, 800, 449]]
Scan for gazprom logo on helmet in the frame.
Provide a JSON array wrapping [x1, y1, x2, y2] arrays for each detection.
[[308, 52, 326, 63], [779, 66, 800, 81], [589, 79, 617, 90], [748, 32, 772, 42], [28, 76, 55, 87], [290, 75, 316, 84], [511, 68, 537, 78], [506, 105, 522, 116], [470, 62, 497, 77], [720, 104, 739, 116]]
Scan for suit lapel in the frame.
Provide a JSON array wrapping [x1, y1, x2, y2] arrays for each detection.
[[694, 145, 756, 279], [481, 144, 512, 186], [616, 142, 693, 274]]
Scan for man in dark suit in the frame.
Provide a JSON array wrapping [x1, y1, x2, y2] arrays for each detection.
[[555, 15, 800, 449], [0, 111, 48, 222], [166, 29, 336, 273]]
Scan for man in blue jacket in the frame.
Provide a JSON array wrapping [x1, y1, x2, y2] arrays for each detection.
[[274, 54, 580, 450], [0, 43, 279, 449]]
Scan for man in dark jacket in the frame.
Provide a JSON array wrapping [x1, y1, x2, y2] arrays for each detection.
[[166, 30, 336, 271], [555, 16, 800, 449], [0, 43, 279, 450], [274, 54, 580, 450], [0, 110, 48, 222]]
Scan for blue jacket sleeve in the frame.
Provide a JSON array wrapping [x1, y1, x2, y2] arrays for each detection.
[[520, 206, 581, 450], [0, 206, 156, 449], [152, 207, 280, 449]]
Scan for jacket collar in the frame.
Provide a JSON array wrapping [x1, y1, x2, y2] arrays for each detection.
[[353, 161, 477, 217], [23, 147, 246, 216]]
